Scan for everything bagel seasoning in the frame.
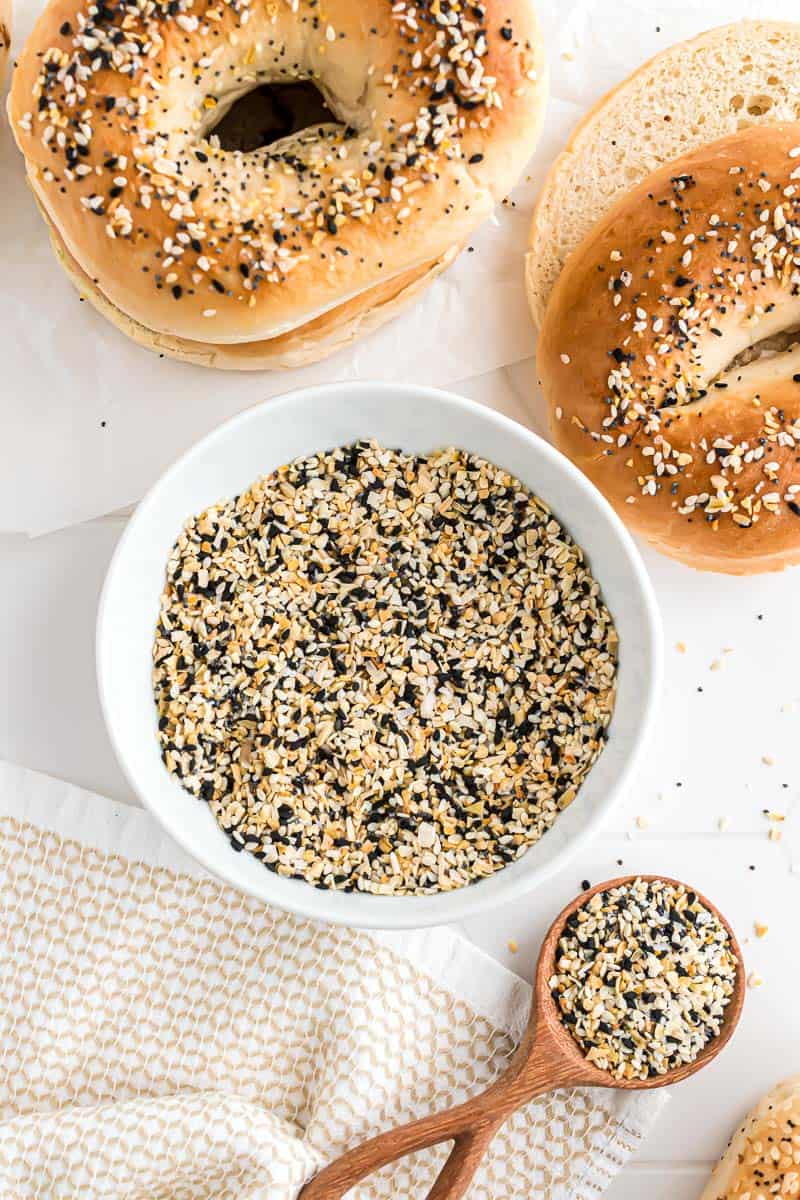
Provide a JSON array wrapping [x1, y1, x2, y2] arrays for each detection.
[[550, 878, 739, 1080], [153, 440, 617, 895]]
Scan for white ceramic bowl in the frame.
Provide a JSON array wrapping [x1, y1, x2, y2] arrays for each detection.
[[97, 382, 662, 929]]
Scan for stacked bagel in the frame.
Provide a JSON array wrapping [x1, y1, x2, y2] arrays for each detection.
[[9, 0, 546, 368]]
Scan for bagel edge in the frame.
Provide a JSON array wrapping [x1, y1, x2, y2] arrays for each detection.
[[700, 1078, 800, 1199], [526, 20, 800, 328], [41, 196, 460, 371]]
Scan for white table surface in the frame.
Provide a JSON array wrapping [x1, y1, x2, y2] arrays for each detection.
[[2, 360, 799, 1200]]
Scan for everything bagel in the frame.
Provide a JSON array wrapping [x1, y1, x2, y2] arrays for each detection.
[[9, 0, 546, 368], [537, 124, 800, 575]]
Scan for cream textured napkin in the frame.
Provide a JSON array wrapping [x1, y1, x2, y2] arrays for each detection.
[[0, 762, 666, 1198]]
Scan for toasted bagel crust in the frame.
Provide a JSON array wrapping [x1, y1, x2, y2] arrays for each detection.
[[701, 1078, 800, 1199], [538, 124, 800, 574]]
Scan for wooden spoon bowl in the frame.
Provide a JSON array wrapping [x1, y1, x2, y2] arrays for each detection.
[[299, 874, 745, 1200]]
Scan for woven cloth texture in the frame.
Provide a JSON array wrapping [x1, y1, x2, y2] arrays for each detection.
[[0, 762, 665, 1198]]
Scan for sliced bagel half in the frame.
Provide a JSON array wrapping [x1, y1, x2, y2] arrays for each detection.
[[527, 20, 800, 328]]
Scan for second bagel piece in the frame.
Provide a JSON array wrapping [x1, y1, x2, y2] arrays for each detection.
[[526, 20, 800, 327], [700, 1077, 800, 1199], [538, 123, 800, 575]]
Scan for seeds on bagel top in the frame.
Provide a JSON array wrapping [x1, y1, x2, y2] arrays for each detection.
[[543, 125, 800, 537], [152, 441, 618, 895], [11, 0, 543, 339]]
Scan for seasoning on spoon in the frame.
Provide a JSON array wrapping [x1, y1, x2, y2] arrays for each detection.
[[549, 877, 739, 1080], [153, 439, 618, 895], [297, 875, 745, 1200]]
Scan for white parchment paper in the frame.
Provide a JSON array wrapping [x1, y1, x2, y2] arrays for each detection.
[[0, 0, 789, 534]]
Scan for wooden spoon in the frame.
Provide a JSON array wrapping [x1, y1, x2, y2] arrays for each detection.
[[299, 874, 745, 1200]]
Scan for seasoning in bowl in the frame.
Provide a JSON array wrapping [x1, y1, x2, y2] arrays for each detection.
[[549, 878, 739, 1080], [152, 440, 618, 895]]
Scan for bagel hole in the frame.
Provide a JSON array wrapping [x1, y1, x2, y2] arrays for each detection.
[[211, 80, 339, 153], [659, 327, 800, 409], [725, 326, 800, 372]]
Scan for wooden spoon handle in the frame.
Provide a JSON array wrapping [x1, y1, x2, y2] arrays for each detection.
[[297, 1091, 507, 1200], [297, 1023, 574, 1199], [424, 1124, 504, 1200]]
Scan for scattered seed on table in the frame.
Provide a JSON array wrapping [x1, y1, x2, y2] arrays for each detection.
[[153, 440, 618, 895], [549, 878, 738, 1080]]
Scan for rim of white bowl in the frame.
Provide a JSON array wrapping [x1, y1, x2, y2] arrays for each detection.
[[97, 381, 663, 929]]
